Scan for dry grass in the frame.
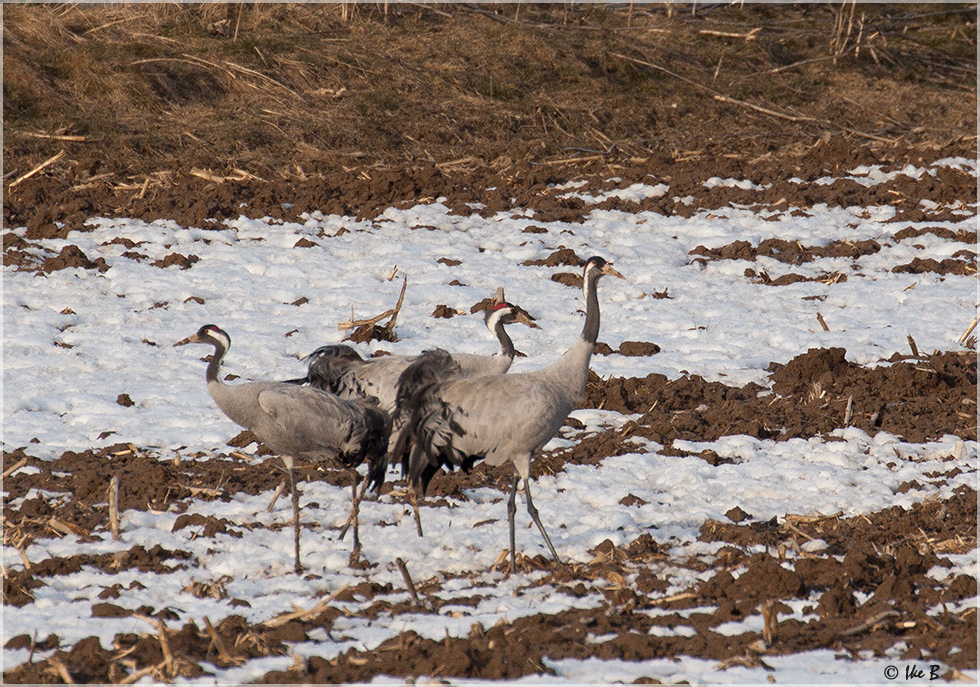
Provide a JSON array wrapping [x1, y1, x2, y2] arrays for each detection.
[[3, 3, 976, 180]]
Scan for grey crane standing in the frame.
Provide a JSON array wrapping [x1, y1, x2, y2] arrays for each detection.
[[392, 256, 625, 573], [175, 325, 390, 572], [334, 303, 539, 542]]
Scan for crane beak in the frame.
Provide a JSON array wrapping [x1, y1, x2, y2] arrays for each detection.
[[514, 308, 542, 329], [602, 263, 626, 280], [173, 333, 204, 347]]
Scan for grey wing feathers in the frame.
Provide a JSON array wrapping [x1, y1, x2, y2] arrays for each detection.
[[301, 344, 366, 394], [292, 344, 401, 411], [392, 349, 462, 432], [394, 372, 574, 494], [393, 376, 509, 494], [364, 349, 461, 493], [257, 386, 390, 471], [346, 355, 417, 412], [352, 399, 393, 482], [396, 385, 484, 494]]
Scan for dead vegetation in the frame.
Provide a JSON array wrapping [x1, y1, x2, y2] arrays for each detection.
[[4, 3, 975, 194]]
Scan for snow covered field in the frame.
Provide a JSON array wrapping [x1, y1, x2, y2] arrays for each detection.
[[3, 158, 977, 684]]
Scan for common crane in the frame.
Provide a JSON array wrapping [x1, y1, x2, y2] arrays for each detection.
[[392, 256, 624, 573], [175, 325, 390, 572]]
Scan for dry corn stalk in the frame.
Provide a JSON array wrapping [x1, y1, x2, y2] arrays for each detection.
[[259, 585, 350, 628], [108, 476, 121, 541], [338, 274, 407, 334]]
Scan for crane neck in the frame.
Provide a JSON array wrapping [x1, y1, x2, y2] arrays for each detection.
[[539, 265, 604, 401], [205, 341, 226, 384], [582, 267, 602, 345], [489, 313, 515, 359]]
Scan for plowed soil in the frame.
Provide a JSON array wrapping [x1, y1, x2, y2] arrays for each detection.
[[3, 4, 977, 684]]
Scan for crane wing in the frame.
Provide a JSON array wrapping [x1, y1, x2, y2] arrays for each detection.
[[301, 344, 365, 392], [346, 355, 416, 413], [405, 373, 572, 492], [256, 386, 355, 457]]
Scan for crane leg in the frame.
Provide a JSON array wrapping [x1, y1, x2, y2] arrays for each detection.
[[507, 474, 520, 574], [410, 486, 424, 538], [524, 478, 561, 565], [283, 456, 302, 574], [405, 444, 424, 537], [349, 477, 361, 557], [339, 476, 369, 542]]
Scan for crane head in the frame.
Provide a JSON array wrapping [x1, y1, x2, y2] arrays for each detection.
[[584, 256, 625, 281], [487, 301, 541, 329], [174, 324, 231, 351]]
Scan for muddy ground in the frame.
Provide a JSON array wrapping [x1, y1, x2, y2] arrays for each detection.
[[3, 3, 978, 684]]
